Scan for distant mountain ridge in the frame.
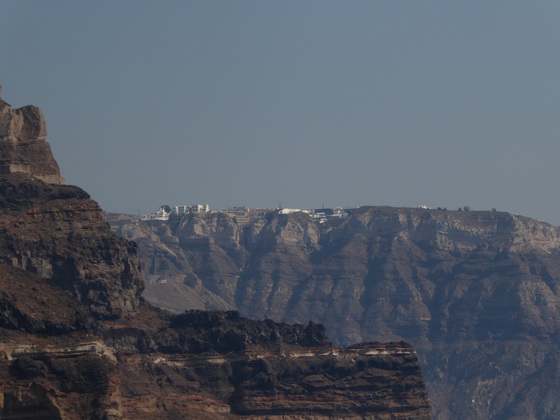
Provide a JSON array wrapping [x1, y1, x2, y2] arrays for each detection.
[[110, 206, 560, 419]]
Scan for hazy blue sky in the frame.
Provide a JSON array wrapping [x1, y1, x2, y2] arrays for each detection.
[[2, 1, 560, 224]]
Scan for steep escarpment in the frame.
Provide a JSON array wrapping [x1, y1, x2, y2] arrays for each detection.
[[111, 207, 560, 419], [0, 92, 431, 419], [104, 309, 430, 419], [1, 305, 431, 419], [0, 173, 143, 319]]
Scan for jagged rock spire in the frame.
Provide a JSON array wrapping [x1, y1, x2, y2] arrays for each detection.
[[0, 90, 64, 184]]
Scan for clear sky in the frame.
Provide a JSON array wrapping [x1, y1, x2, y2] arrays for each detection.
[[2, 1, 560, 224]]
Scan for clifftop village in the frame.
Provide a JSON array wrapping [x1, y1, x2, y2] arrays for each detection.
[[141, 204, 349, 224]]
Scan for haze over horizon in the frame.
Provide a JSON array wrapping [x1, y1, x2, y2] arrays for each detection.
[[2, 2, 560, 224]]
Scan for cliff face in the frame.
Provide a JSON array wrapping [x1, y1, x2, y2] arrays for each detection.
[[0, 174, 144, 319], [0, 93, 431, 419], [0, 97, 63, 184], [1, 307, 431, 420], [111, 207, 560, 419], [104, 310, 430, 420]]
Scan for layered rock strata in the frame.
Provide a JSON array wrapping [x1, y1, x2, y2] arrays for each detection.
[[1, 307, 431, 419], [111, 207, 560, 419]]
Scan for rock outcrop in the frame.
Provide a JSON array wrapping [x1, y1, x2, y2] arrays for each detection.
[[0, 91, 431, 419], [0, 89, 64, 184], [1, 306, 431, 419], [0, 173, 144, 319], [111, 206, 560, 419]]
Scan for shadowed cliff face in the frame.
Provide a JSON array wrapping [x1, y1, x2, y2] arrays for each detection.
[[0, 174, 144, 319], [0, 93, 431, 419], [111, 207, 560, 420]]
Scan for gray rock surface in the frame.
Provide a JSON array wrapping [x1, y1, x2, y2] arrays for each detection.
[[110, 207, 560, 419]]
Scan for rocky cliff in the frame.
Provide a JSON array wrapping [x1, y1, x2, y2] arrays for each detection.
[[0, 92, 431, 419], [0, 174, 144, 319], [0, 91, 64, 185], [1, 304, 431, 419], [111, 207, 560, 419]]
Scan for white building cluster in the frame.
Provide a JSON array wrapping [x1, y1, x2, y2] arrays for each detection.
[[142, 204, 210, 221], [141, 203, 348, 224], [279, 207, 347, 223]]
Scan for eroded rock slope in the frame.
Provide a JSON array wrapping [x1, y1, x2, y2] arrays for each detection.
[[111, 206, 560, 419]]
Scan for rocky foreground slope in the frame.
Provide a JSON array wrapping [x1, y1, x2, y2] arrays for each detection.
[[0, 92, 431, 418], [111, 205, 560, 420]]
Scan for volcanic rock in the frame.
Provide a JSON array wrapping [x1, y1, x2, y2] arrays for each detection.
[[111, 206, 560, 419], [0, 91, 64, 185], [0, 173, 144, 319]]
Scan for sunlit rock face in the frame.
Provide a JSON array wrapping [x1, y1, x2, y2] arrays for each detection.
[[111, 206, 560, 419], [0, 91, 64, 185]]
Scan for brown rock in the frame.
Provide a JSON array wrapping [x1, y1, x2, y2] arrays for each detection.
[[0, 174, 144, 319], [0, 91, 64, 184]]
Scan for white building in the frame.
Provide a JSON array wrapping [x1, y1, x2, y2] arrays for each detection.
[[279, 208, 311, 215], [142, 203, 210, 220]]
